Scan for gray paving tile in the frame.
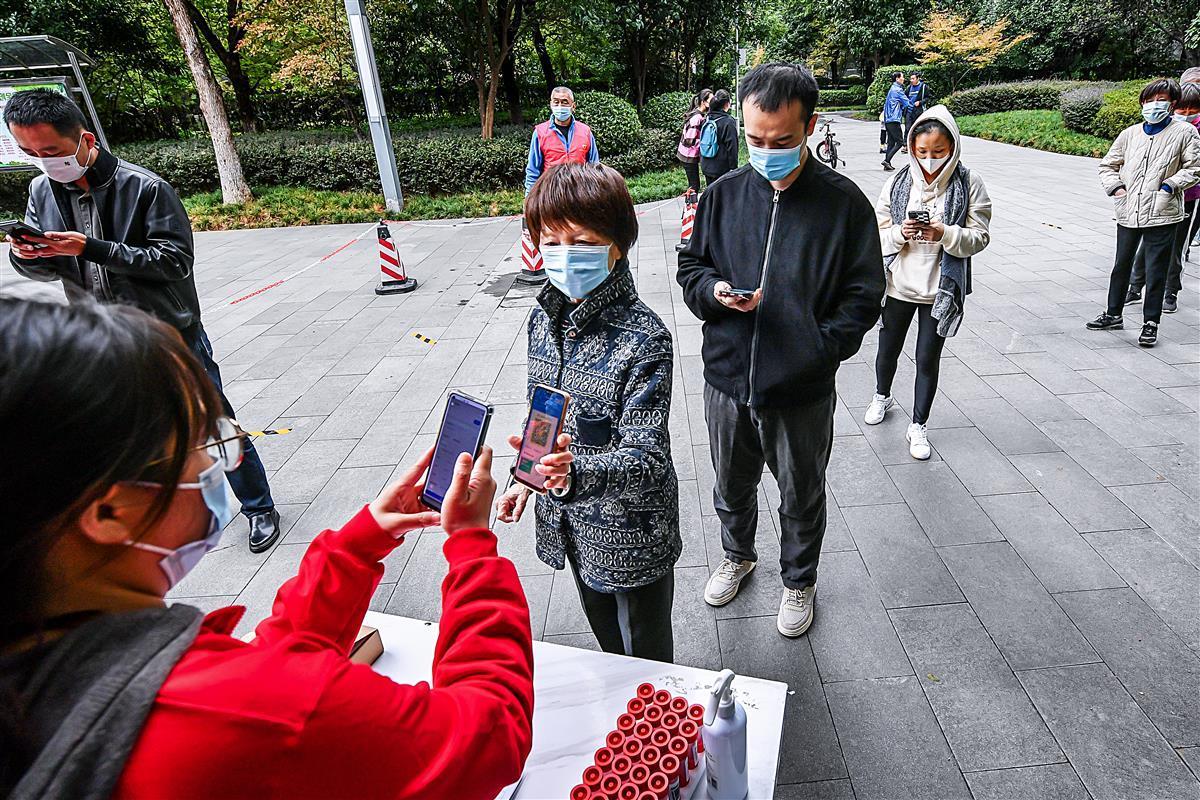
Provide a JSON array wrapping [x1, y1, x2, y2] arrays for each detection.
[[852, 406, 942, 465], [232, 542, 308, 637], [890, 603, 1064, 771], [927, 426, 1033, 495], [821, 490, 856, 553], [676, 479, 707, 569], [491, 497, 553, 577], [774, 780, 855, 800], [520, 573, 553, 640], [671, 566, 721, 671], [384, 531, 447, 622], [1010, 452, 1146, 533], [825, 675, 971, 800], [943, 336, 1021, 376], [266, 438, 356, 505], [1018, 663, 1199, 800], [1038, 418, 1166, 487], [543, 565, 592, 636], [1084, 529, 1200, 651], [963, 764, 1089, 800], [702, 515, 784, 620], [1060, 391, 1181, 447], [808, 551, 912, 682], [1078, 366, 1194, 416], [1110, 482, 1200, 568], [888, 462, 1003, 546], [1131, 442, 1200, 501], [1056, 588, 1200, 747], [938, 542, 1098, 670], [841, 504, 963, 609], [284, 465, 393, 543], [984, 373, 1083, 424], [827, 435, 902, 506], [1180, 747, 1200, 781], [719, 616, 846, 783], [936, 359, 1000, 403], [955, 397, 1060, 455]]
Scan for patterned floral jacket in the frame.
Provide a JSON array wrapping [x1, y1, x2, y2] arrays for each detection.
[[528, 260, 681, 592]]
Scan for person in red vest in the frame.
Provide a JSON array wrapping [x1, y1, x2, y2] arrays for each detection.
[[524, 86, 600, 193]]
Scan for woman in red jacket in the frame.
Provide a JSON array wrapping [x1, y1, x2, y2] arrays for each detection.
[[0, 297, 534, 800]]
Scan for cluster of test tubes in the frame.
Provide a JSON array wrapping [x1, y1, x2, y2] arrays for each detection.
[[569, 682, 705, 800]]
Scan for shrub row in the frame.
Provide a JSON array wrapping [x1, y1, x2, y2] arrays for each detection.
[[641, 91, 693, 136], [818, 87, 866, 107], [574, 91, 642, 155], [1058, 84, 1118, 133], [605, 128, 678, 176], [943, 81, 1089, 117], [1088, 83, 1145, 140]]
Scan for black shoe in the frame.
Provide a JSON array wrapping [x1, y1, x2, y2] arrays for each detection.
[[1163, 294, 1178, 314], [882, 162, 895, 171], [1124, 288, 1142, 305], [1139, 321, 1158, 347], [1086, 313, 1123, 330], [248, 509, 281, 553]]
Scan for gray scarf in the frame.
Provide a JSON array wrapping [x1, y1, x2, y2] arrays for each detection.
[[884, 164, 972, 337]]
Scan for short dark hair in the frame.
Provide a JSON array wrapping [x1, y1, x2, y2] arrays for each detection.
[[1140, 78, 1181, 104], [738, 63, 819, 122], [911, 117, 953, 142], [525, 162, 638, 255], [1180, 82, 1200, 111], [891, 71, 903, 81], [2, 89, 87, 137], [711, 89, 731, 110]]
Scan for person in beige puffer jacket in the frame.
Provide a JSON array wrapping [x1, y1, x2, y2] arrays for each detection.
[[1089, 78, 1200, 346]]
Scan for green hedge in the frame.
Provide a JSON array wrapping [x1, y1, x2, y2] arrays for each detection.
[[867, 64, 962, 114], [943, 81, 1089, 117], [604, 128, 678, 176], [1059, 84, 1119, 134], [1091, 83, 1144, 140], [641, 92, 692, 136], [819, 87, 866, 107], [574, 91, 642, 155]]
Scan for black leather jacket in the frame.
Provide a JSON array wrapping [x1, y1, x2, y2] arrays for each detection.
[[9, 148, 200, 330]]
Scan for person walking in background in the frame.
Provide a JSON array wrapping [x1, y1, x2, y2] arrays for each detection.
[[4, 88, 283, 554], [677, 88, 713, 195], [882, 72, 915, 171], [524, 85, 600, 194], [905, 72, 929, 143], [1088, 78, 1200, 347], [678, 63, 884, 638], [700, 89, 740, 185], [868, 106, 992, 460]]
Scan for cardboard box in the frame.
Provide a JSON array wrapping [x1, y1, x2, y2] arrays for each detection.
[[350, 625, 384, 665]]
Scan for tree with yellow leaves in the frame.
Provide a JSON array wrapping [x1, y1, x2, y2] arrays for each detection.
[[913, 11, 1032, 94]]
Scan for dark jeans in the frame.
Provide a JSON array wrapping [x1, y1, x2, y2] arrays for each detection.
[[182, 324, 275, 517], [704, 383, 835, 589], [1106, 224, 1177, 324], [884, 122, 905, 165], [568, 552, 674, 663], [1131, 199, 1195, 296], [682, 160, 701, 194], [875, 298, 946, 424]]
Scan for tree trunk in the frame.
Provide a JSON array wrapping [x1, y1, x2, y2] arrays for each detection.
[[163, 0, 251, 204], [226, 51, 259, 133], [528, 1, 556, 94], [183, 0, 258, 132], [501, 49, 523, 125]]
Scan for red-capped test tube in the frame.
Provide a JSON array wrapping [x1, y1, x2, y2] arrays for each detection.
[[618, 784, 640, 800], [636, 682, 656, 701], [679, 720, 701, 769], [670, 696, 689, 716], [653, 689, 673, 709], [642, 744, 661, 770], [647, 772, 669, 799], [687, 704, 706, 752], [668, 737, 691, 787], [601, 774, 621, 797], [583, 765, 604, 789], [644, 705, 664, 726], [612, 754, 633, 777], [630, 763, 650, 787], [594, 746, 615, 771], [627, 697, 647, 719], [660, 754, 682, 799], [606, 730, 625, 750], [634, 720, 654, 742], [650, 728, 671, 751], [661, 712, 680, 733], [571, 784, 590, 800], [638, 793, 659, 800], [623, 737, 644, 761]]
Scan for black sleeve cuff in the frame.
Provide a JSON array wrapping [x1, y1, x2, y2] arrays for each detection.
[[82, 237, 112, 264], [1107, 185, 1126, 197]]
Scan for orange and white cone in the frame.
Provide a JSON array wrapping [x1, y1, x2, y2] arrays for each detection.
[[675, 189, 698, 252], [515, 217, 546, 285], [375, 220, 417, 295]]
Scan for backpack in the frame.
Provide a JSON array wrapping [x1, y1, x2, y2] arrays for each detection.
[[699, 118, 719, 158]]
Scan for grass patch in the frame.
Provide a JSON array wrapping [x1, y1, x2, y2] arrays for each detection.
[[956, 110, 1111, 158]]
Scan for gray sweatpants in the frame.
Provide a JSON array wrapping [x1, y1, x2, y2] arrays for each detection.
[[704, 383, 835, 589]]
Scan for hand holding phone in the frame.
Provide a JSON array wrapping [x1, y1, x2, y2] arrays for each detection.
[[421, 392, 493, 511], [369, 444, 442, 537], [440, 447, 497, 535], [511, 385, 571, 493], [713, 280, 762, 312]]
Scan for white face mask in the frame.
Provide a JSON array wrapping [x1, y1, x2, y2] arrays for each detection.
[[25, 134, 91, 183], [918, 154, 950, 175], [1142, 101, 1171, 125]]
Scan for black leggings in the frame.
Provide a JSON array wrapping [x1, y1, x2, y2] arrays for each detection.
[[875, 298, 947, 425], [682, 160, 701, 194]]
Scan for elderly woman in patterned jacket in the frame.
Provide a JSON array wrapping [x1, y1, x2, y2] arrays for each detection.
[[495, 162, 681, 663]]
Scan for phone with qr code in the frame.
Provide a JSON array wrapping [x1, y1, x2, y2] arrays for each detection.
[[511, 384, 571, 494]]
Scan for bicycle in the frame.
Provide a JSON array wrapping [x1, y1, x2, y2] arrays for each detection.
[[815, 118, 844, 170]]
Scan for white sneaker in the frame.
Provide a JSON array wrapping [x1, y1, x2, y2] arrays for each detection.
[[777, 586, 816, 637], [907, 422, 931, 460], [864, 394, 894, 425], [704, 558, 756, 607]]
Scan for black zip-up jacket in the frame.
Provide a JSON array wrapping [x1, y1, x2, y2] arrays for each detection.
[[700, 110, 739, 179], [677, 157, 885, 407], [9, 148, 200, 331]]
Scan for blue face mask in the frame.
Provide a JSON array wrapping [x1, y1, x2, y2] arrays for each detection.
[[127, 460, 236, 588], [1143, 101, 1171, 125], [551, 105, 573, 122], [541, 244, 611, 299], [747, 141, 805, 182]]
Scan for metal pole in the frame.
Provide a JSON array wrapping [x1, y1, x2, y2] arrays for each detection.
[[733, 26, 740, 121], [344, 0, 402, 213], [67, 51, 108, 150]]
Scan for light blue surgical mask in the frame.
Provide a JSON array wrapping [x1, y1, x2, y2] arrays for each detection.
[[1142, 101, 1171, 124], [127, 460, 236, 588], [747, 141, 804, 182], [541, 244, 611, 299], [551, 105, 573, 122]]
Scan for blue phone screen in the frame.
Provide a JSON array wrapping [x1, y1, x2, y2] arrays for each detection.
[[425, 394, 488, 505]]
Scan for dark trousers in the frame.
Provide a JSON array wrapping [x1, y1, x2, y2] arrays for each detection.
[[568, 552, 674, 663], [1106, 224, 1177, 324], [884, 122, 905, 165], [880, 124, 887, 146], [182, 324, 275, 517], [704, 383, 835, 589], [682, 160, 701, 194], [875, 298, 946, 424], [1131, 199, 1195, 296]]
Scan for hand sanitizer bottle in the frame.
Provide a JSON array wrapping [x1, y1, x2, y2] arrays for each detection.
[[702, 668, 748, 800]]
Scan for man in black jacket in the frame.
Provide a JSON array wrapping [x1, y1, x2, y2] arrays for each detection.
[[678, 64, 884, 638], [5, 90, 281, 553], [700, 89, 739, 185]]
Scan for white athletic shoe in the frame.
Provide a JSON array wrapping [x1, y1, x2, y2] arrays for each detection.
[[907, 422, 931, 460], [704, 558, 756, 607], [864, 394, 894, 425], [777, 586, 816, 637]]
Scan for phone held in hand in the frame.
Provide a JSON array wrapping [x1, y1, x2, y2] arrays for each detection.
[[0, 219, 47, 243], [907, 210, 931, 225], [512, 384, 571, 494], [718, 287, 756, 298], [420, 391, 493, 511]]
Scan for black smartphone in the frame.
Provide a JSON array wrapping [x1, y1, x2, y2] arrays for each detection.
[[512, 384, 571, 494], [907, 210, 931, 224], [718, 287, 756, 298], [0, 219, 47, 242], [420, 391, 493, 511]]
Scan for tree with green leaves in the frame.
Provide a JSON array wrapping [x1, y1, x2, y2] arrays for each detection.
[[912, 10, 1031, 93]]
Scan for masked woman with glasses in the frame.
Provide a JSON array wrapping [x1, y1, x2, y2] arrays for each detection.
[[0, 298, 533, 799]]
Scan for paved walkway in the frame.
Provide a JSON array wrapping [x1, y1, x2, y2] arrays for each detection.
[[3, 118, 1198, 800]]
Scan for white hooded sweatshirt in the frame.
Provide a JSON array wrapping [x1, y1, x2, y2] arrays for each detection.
[[875, 105, 993, 304]]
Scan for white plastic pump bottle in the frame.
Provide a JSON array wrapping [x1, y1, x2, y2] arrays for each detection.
[[702, 668, 748, 800]]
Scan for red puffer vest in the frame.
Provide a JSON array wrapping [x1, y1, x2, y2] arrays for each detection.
[[535, 119, 594, 167]]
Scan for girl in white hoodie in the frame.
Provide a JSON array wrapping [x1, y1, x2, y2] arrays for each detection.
[[867, 105, 993, 460]]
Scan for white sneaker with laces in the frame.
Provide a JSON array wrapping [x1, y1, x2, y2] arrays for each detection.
[[777, 586, 816, 637], [703, 558, 756, 607], [864, 394, 894, 425], [907, 422, 931, 460]]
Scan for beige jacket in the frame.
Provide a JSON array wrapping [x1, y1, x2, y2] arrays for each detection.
[[1099, 119, 1200, 227]]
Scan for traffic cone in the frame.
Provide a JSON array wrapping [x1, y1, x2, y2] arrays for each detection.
[[675, 190, 697, 252], [515, 217, 547, 285], [374, 220, 417, 295]]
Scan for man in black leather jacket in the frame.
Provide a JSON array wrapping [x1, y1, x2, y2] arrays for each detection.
[[5, 89, 281, 553]]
